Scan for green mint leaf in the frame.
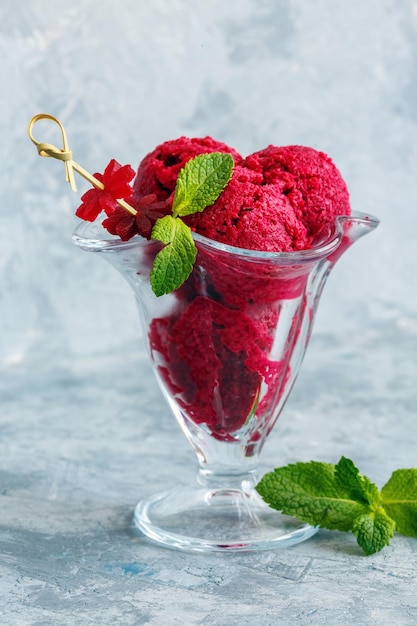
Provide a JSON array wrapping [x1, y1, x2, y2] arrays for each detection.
[[148, 152, 234, 295], [172, 152, 234, 217], [150, 215, 197, 296], [335, 456, 381, 508], [256, 460, 370, 533], [352, 509, 396, 556], [381, 469, 417, 536], [258, 458, 417, 556]]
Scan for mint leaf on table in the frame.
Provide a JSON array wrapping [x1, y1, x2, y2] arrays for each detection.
[[381, 469, 417, 536], [256, 459, 370, 533], [150, 152, 234, 296], [172, 152, 234, 217], [335, 456, 380, 509], [256, 458, 417, 556], [353, 509, 395, 556], [150, 215, 197, 296]]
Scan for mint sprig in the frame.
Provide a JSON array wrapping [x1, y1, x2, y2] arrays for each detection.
[[150, 152, 234, 296], [150, 216, 197, 296], [256, 457, 417, 555]]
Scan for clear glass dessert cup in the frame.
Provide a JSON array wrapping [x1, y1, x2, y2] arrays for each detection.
[[73, 211, 379, 553]]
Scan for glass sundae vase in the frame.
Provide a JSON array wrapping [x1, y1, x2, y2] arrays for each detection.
[[73, 210, 379, 553]]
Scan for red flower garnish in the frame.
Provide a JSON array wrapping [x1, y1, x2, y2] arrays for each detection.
[[103, 194, 170, 241], [134, 195, 171, 239], [102, 207, 138, 241], [75, 159, 135, 222]]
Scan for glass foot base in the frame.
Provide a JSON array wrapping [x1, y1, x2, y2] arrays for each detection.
[[133, 485, 317, 553]]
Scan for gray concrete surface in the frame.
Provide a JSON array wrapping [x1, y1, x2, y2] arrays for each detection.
[[1, 321, 417, 625]]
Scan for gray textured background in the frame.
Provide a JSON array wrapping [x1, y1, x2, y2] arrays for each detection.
[[2, 2, 417, 624], [2, 0, 417, 363]]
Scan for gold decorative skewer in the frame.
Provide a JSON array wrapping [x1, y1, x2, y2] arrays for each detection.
[[27, 113, 137, 217]]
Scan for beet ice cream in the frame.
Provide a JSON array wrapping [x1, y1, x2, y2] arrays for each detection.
[[131, 137, 351, 440], [133, 136, 242, 202], [183, 164, 309, 253], [242, 145, 351, 240], [132, 138, 350, 252]]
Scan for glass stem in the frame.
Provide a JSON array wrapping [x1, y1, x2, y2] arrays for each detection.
[[195, 438, 261, 490]]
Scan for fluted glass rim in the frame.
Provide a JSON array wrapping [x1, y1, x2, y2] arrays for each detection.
[[72, 210, 379, 263]]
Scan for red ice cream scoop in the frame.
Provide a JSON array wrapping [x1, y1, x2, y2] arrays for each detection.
[[242, 144, 351, 241], [133, 135, 242, 202]]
